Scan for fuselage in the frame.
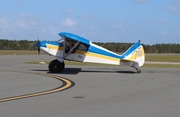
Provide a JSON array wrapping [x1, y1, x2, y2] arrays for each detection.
[[37, 41, 124, 65]]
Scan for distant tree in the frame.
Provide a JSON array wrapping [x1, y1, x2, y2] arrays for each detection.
[[0, 39, 180, 53]]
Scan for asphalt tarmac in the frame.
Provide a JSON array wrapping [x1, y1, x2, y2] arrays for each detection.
[[0, 55, 180, 117]]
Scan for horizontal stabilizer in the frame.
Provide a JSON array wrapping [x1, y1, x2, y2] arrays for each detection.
[[121, 41, 145, 67]]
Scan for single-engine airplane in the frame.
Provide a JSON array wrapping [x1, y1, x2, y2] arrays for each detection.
[[36, 32, 145, 73]]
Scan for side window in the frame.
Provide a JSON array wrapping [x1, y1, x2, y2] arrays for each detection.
[[78, 43, 88, 51]]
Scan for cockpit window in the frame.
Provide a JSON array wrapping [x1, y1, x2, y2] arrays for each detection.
[[78, 43, 88, 51]]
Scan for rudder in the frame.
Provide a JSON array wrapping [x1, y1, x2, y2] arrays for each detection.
[[121, 41, 145, 68]]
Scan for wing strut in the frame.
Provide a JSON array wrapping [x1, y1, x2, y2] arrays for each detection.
[[62, 38, 79, 58], [65, 41, 79, 57]]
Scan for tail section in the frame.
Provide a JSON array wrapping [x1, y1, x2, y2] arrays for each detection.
[[121, 40, 145, 68]]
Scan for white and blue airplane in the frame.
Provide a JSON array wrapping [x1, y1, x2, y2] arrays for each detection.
[[36, 32, 145, 73]]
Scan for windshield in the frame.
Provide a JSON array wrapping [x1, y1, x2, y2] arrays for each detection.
[[57, 38, 64, 43], [56, 38, 64, 46]]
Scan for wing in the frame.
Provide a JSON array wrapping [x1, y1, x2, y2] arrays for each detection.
[[59, 32, 90, 45]]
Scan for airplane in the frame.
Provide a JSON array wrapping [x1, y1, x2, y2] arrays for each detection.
[[36, 32, 145, 73]]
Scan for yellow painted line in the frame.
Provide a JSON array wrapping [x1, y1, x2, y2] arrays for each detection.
[[0, 70, 75, 103]]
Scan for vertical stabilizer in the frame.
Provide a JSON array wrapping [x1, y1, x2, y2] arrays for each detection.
[[121, 41, 145, 67]]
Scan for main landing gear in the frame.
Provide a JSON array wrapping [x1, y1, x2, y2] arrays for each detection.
[[48, 59, 65, 73]]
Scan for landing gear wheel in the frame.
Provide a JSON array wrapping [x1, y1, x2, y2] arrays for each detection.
[[48, 59, 65, 73], [136, 69, 141, 73]]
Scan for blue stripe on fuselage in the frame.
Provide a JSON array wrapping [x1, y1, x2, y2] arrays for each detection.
[[39, 41, 60, 48], [45, 41, 60, 46], [121, 42, 141, 58], [88, 45, 121, 59]]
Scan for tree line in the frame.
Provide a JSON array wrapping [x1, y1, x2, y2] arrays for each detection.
[[0, 39, 180, 53], [94, 42, 180, 53], [0, 39, 37, 50]]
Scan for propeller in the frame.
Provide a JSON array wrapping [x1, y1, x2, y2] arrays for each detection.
[[36, 36, 40, 55]]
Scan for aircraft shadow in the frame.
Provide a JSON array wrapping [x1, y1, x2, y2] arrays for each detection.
[[80, 70, 136, 74], [31, 68, 136, 75], [54, 68, 82, 74], [31, 68, 82, 75]]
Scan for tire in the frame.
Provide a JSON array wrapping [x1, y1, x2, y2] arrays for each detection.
[[137, 69, 141, 73], [48, 59, 65, 73]]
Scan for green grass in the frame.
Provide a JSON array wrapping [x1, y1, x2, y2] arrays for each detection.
[[143, 64, 180, 68], [0, 50, 38, 55], [145, 54, 180, 62]]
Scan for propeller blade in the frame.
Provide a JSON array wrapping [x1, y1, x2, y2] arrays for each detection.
[[37, 37, 40, 55], [38, 46, 40, 55]]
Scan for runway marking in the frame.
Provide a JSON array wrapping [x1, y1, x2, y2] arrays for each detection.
[[0, 70, 75, 103]]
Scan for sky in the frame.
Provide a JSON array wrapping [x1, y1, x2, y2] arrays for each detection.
[[0, 0, 180, 44]]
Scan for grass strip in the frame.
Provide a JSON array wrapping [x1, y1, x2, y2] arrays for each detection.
[[0, 50, 38, 55], [145, 54, 180, 62]]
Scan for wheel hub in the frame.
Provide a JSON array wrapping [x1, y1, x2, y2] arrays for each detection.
[[53, 65, 58, 69]]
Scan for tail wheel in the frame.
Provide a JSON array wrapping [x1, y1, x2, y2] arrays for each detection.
[[137, 69, 141, 73], [48, 59, 65, 73]]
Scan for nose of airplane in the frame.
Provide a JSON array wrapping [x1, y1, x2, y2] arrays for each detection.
[[35, 41, 47, 48], [35, 41, 47, 54], [35, 42, 40, 47]]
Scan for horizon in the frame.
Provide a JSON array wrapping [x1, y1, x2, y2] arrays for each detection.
[[1, 38, 180, 46]]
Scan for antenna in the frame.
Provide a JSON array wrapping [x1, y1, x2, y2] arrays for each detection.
[[101, 43, 106, 47], [37, 36, 40, 55], [81, 32, 86, 37]]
